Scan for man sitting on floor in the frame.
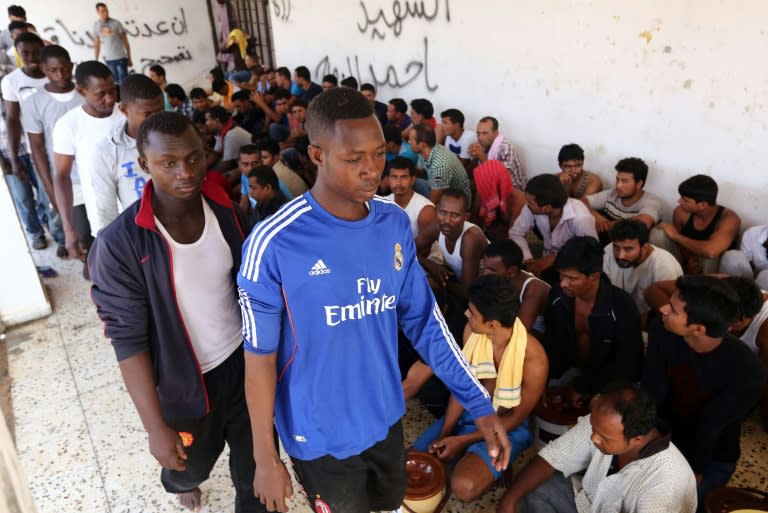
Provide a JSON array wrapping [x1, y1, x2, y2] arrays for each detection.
[[509, 174, 597, 280], [555, 143, 602, 198], [499, 382, 697, 513], [293, 65, 322, 103], [247, 164, 288, 225], [421, 189, 488, 301], [413, 274, 548, 503], [231, 89, 263, 135], [441, 108, 476, 167], [409, 122, 471, 205], [237, 144, 262, 213], [255, 137, 308, 198], [585, 157, 662, 239], [204, 105, 252, 176], [387, 97, 411, 133], [189, 87, 212, 117], [360, 82, 388, 126], [385, 156, 436, 255], [719, 222, 768, 290], [644, 276, 768, 432], [481, 240, 550, 336], [642, 276, 765, 510], [545, 236, 644, 409], [410, 97, 437, 128], [603, 219, 682, 325], [383, 124, 418, 165], [469, 116, 526, 191], [473, 159, 526, 239], [652, 174, 740, 274]]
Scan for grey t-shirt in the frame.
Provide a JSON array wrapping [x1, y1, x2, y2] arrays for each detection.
[[22, 88, 85, 174], [93, 18, 127, 60], [586, 189, 663, 223]]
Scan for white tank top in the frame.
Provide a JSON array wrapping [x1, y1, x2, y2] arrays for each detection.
[[520, 271, 549, 334], [741, 297, 768, 352], [438, 221, 484, 280], [155, 199, 242, 373], [387, 192, 434, 237]]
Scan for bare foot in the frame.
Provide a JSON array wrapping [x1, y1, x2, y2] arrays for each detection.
[[177, 488, 202, 512]]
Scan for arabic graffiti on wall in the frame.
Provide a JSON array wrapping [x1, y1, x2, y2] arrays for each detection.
[[311, 1, 450, 91], [139, 46, 193, 73], [40, 7, 189, 49], [272, 0, 292, 22], [356, 0, 450, 40], [315, 36, 437, 92]]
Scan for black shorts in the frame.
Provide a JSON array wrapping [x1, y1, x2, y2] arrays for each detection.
[[291, 420, 407, 513]]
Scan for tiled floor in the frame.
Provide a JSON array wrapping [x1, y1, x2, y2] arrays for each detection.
[[6, 243, 768, 513]]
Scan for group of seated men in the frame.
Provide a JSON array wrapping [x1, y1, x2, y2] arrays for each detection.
[[401, 232, 765, 512], [1, 23, 767, 512], [371, 100, 767, 512]]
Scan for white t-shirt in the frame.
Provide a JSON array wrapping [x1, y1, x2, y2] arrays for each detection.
[[155, 199, 242, 373], [603, 244, 683, 313], [53, 106, 124, 236], [0, 67, 47, 104], [445, 129, 477, 159]]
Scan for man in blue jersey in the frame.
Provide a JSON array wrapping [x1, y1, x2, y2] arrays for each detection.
[[238, 88, 510, 513]]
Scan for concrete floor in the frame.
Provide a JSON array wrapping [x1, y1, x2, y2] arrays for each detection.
[[5, 242, 768, 513]]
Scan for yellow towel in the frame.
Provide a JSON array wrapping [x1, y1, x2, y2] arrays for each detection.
[[462, 318, 527, 410], [226, 29, 248, 60]]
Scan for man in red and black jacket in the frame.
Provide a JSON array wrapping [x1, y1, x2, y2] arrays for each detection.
[[89, 111, 267, 512]]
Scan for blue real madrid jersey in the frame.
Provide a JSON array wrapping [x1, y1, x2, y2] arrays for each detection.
[[237, 192, 493, 460]]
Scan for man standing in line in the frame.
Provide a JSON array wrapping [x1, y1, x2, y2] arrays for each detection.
[[87, 73, 165, 231], [22, 44, 80, 257], [93, 2, 132, 85], [89, 112, 265, 513], [2, 32, 56, 250], [53, 61, 123, 267], [238, 88, 510, 513]]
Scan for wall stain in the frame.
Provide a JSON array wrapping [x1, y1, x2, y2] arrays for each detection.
[[639, 31, 653, 44], [683, 79, 693, 89]]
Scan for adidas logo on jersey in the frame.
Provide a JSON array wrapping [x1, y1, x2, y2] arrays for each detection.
[[309, 259, 332, 276]]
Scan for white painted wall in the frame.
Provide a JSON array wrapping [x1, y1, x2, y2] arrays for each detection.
[[20, 0, 218, 87], [270, 0, 768, 228], [0, 178, 51, 326]]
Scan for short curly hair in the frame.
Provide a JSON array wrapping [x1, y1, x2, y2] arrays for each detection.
[[137, 111, 200, 159]]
